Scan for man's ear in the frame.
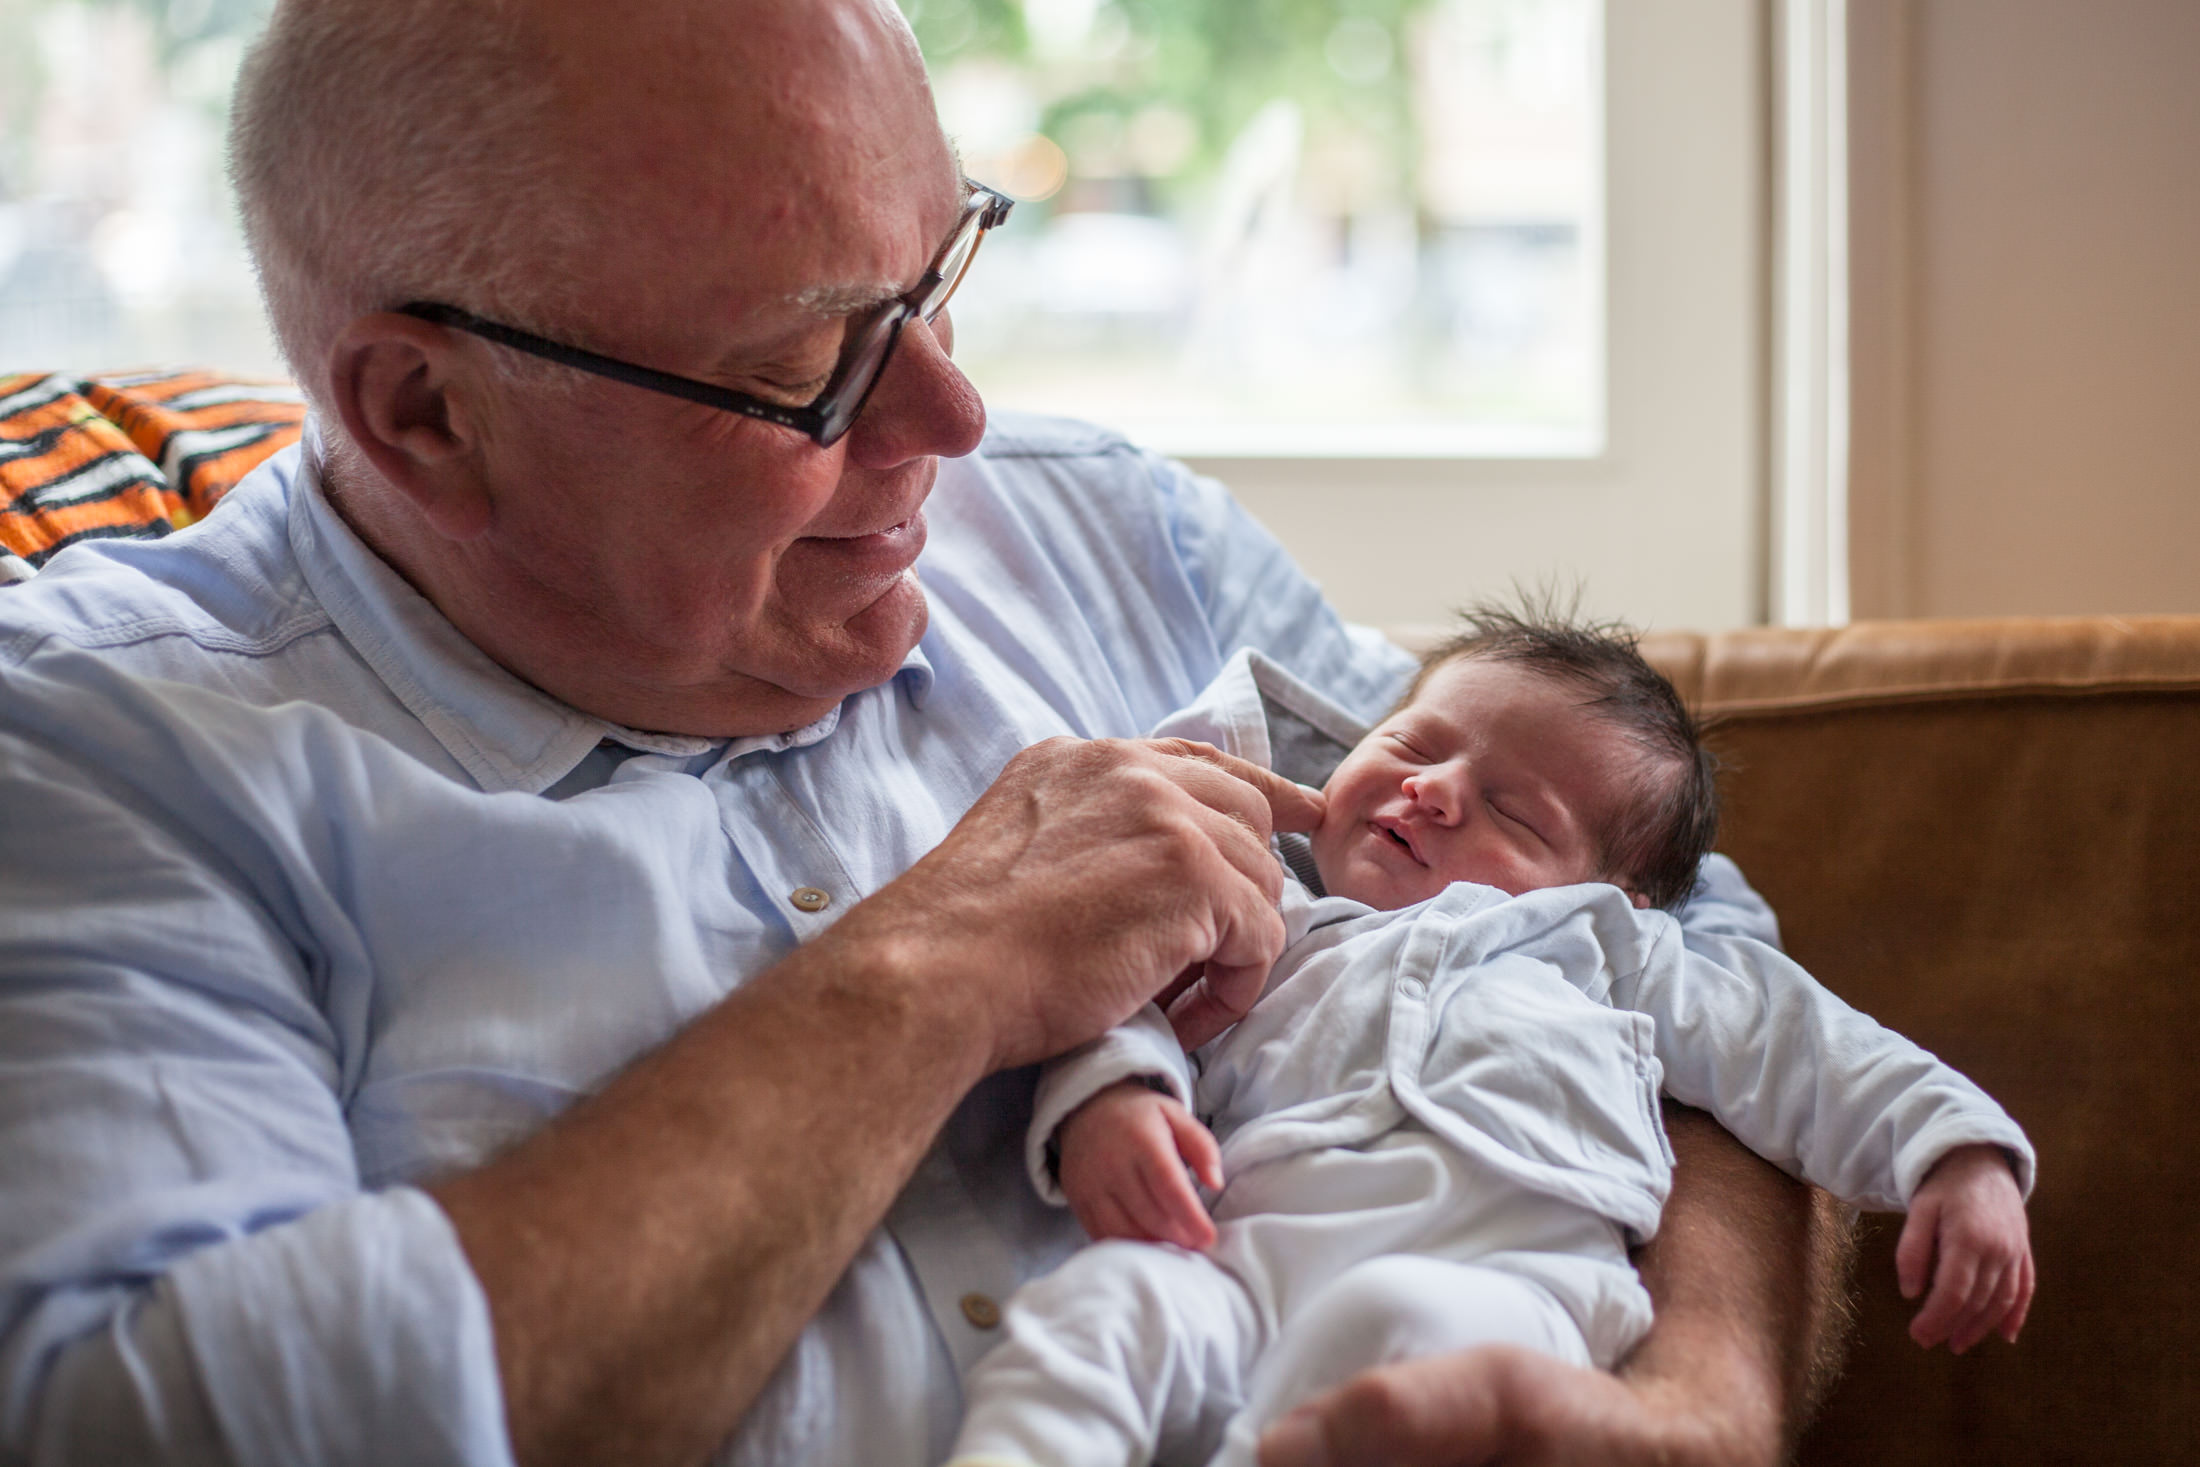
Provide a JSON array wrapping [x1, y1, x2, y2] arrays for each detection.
[[325, 312, 494, 540]]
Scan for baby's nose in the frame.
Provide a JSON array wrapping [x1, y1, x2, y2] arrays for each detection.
[[1403, 771, 1458, 822]]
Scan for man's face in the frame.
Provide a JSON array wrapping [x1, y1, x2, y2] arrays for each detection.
[[454, 1, 984, 737], [1309, 656, 1650, 911]]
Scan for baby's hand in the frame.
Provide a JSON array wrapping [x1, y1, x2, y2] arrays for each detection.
[[1057, 1080, 1223, 1251], [1897, 1143, 2035, 1353]]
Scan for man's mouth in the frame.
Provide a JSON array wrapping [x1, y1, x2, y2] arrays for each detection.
[[826, 510, 921, 543], [803, 510, 928, 573]]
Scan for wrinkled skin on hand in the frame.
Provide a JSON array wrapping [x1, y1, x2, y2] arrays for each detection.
[[878, 736, 1323, 1073], [1257, 1343, 1769, 1467]]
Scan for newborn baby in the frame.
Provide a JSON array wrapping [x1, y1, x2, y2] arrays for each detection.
[[948, 608, 2034, 1467]]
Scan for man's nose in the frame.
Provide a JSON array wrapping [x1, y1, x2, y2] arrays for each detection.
[[841, 311, 987, 469]]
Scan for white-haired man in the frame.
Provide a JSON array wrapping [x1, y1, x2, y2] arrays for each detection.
[[0, 1, 1847, 1463]]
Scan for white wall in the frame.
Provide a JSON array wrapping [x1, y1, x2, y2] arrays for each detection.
[[1850, 0, 2200, 618]]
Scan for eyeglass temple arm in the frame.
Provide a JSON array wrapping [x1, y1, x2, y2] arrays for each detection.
[[396, 302, 824, 433]]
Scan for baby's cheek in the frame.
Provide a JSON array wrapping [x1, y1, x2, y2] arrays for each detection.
[[1306, 820, 1349, 885], [1319, 854, 1380, 908]]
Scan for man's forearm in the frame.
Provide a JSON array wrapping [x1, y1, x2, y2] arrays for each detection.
[[427, 735, 1318, 1467], [428, 916, 993, 1467], [1622, 1103, 1860, 1458]]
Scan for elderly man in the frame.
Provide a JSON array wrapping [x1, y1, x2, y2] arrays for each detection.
[[0, 0, 1845, 1463]]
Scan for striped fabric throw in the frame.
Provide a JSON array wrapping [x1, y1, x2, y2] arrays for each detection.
[[0, 370, 306, 576]]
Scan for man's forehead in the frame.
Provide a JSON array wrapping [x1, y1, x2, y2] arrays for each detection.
[[585, 135, 965, 369], [783, 159, 971, 317], [536, 0, 955, 267]]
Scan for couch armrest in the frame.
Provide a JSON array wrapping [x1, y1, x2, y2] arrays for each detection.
[[1640, 614, 2200, 1467]]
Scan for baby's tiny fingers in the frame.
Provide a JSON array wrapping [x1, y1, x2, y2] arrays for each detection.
[[1166, 1107, 1223, 1193], [1135, 1152, 1212, 1250], [1964, 1264, 2023, 1352], [1894, 1200, 1946, 1300], [1129, 1166, 1180, 1241], [1909, 1251, 1980, 1348], [2003, 1253, 2037, 1342], [1946, 1265, 2006, 1354]]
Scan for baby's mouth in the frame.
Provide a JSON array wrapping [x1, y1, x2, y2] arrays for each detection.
[[1373, 818, 1425, 865]]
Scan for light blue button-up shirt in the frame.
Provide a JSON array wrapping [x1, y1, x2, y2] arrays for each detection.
[[0, 415, 1414, 1465]]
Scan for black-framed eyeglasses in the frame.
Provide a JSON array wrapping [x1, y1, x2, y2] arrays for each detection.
[[399, 182, 1014, 449]]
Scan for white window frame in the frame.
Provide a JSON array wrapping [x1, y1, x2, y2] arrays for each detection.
[[1769, 0, 1851, 627]]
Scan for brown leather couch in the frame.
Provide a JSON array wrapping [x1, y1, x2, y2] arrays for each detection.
[[1641, 615, 2200, 1464]]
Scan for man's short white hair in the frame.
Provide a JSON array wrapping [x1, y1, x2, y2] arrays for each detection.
[[228, 0, 594, 414]]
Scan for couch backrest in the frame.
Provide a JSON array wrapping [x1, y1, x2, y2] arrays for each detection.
[[1643, 616, 2200, 1465]]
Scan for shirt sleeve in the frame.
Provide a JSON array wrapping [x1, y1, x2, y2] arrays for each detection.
[[0, 725, 513, 1466], [1676, 852, 1785, 948], [1144, 451, 1416, 726]]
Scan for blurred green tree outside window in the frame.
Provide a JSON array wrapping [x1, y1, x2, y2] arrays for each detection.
[[910, 0, 1602, 454]]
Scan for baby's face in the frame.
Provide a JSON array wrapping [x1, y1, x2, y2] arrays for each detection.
[[1310, 656, 1649, 911]]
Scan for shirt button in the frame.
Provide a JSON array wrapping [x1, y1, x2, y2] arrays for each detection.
[[959, 1292, 1002, 1330], [790, 887, 831, 913]]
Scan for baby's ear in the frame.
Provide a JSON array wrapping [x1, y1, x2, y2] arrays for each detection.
[[1627, 888, 1653, 910]]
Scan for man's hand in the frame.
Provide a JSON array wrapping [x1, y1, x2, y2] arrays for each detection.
[[1057, 1080, 1222, 1251], [1896, 1143, 2034, 1353], [1258, 1345, 1742, 1467], [881, 736, 1322, 1072]]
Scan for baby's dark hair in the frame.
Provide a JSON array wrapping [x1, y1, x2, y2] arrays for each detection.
[[1407, 596, 1719, 911]]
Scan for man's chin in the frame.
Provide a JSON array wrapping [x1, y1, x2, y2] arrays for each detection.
[[778, 574, 931, 702], [847, 570, 929, 670]]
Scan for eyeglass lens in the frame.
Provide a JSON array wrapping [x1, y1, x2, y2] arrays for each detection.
[[816, 312, 908, 440], [814, 196, 997, 442], [919, 213, 990, 321]]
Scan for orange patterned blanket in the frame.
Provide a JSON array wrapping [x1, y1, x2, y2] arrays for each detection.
[[0, 370, 305, 569]]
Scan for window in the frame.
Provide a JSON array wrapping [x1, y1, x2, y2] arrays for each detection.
[[4, 1, 1768, 633], [918, 0, 1603, 456]]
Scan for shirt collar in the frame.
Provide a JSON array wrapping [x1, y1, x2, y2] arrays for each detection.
[[707, 637, 932, 762], [286, 419, 933, 791]]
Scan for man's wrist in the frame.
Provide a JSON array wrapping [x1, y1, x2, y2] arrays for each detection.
[[1615, 1327, 1785, 1466], [789, 911, 1002, 1097]]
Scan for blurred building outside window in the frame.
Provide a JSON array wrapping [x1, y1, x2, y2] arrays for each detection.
[[1, 0, 1603, 459]]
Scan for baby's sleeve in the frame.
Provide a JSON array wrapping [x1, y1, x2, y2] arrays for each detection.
[[1619, 924, 2036, 1211], [1024, 1005, 1196, 1205]]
